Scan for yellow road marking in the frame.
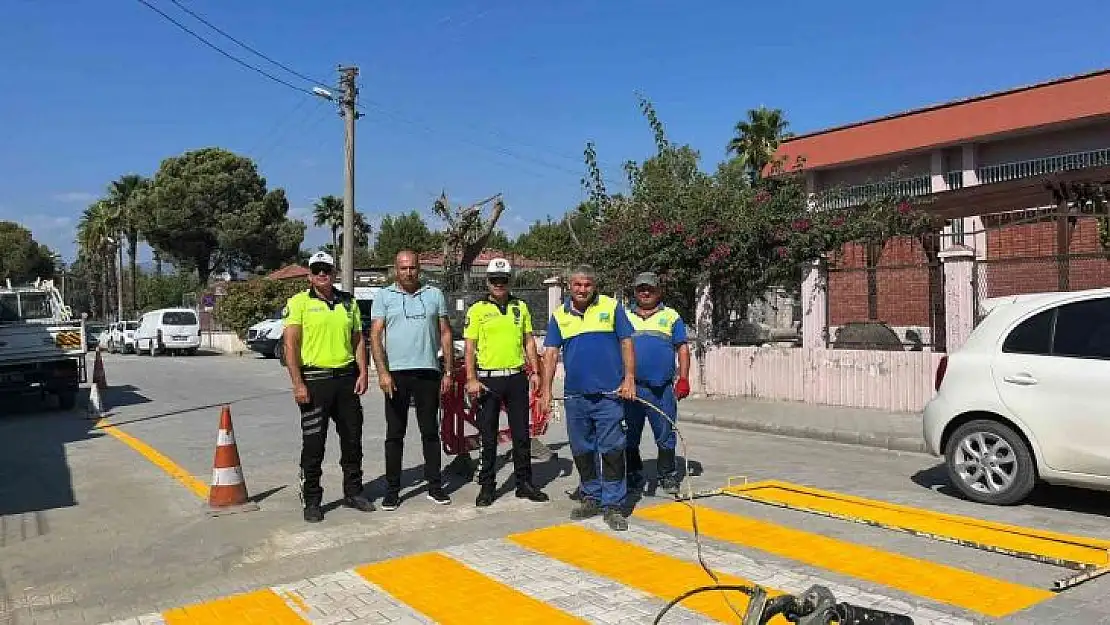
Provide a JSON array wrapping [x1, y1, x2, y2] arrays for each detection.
[[637, 502, 1054, 618], [356, 552, 584, 624], [509, 524, 789, 623], [162, 588, 306, 624], [726, 480, 1110, 567], [96, 418, 209, 499]]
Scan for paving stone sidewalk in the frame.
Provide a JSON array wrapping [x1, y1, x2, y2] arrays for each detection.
[[678, 396, 928, 454]]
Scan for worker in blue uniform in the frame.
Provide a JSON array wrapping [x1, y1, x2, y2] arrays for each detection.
[[538, 265, 637, 531], [623, 271, 691, 496]]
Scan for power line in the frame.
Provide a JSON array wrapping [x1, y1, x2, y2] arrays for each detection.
[[133, 0, 315, 95], [164, 0, 331, 88], [133, 0, 624, 189]]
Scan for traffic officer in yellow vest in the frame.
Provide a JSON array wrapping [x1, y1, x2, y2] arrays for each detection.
[[463, 257, 550, 507], [538, 265, 637, 531], [282, 251, 374, 523], [624, 272, 691, 496]]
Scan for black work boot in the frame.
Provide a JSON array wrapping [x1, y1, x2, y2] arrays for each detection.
[[515, 482, 550, 502], [475, 485, 495, 507], [660, 474, 681, 496], [303, 502, 324, 523], [343, 494, 375, 512], [570, 498, 602, 520], [603, 506, 628, 531]]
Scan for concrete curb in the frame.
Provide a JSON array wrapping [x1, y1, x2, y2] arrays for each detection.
[[679, 410, 929, 455]]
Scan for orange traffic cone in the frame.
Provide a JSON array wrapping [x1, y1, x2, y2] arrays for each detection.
[[92, 349, 106, 389], [205, 406, 260, 517]]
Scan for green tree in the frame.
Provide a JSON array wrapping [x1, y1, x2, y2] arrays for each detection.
[[514, 208, 597, 263], [141, 147, 306, 284], [0, 221, 56, 285], [581, 97, 938, 338], [313, 195, 344, 255], [484, 229, 513, 252], [106, 173, 151, 317], [76, 199, 121, 320], [727, 106, 792, 183], [373, 210, 438, 264], [136, 270, 200, 313], [213, 277, 305, 338]]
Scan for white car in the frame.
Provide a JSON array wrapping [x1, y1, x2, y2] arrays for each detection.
[[923, 287, 1110, 506], [107, 320, 138, 353]]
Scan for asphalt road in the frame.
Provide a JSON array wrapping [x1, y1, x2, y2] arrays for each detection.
[[2, 351, 1109, 624]]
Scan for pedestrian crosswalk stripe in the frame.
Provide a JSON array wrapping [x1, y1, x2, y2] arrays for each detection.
[[591, 519, 974, 625], [509, 524, 782, 623], [355, 551, 585, 624], [271, 569, 430, 624], [98, 499, 1090, 625], [444, 537, 708, 623], [727, 480, 1110, 567], [161, 588, 305, 624], [635, 501, 1055, 618]]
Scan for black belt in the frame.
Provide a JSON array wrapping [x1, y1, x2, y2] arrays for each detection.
[[302, 365, 357, 380], [477, 367, 524, 378]]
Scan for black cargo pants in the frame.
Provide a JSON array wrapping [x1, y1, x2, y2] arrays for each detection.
[[475, 371, 532, 489], [298, 366, 363, 506]]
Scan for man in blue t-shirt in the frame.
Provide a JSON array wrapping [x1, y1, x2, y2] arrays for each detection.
[[538, 265, 636, 531], [369, 249, 455, 511], [623, 272, 691, 496]]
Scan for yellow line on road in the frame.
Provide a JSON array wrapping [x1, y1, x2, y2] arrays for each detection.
[[96, 418, 209, 500], [726, 480, 1110, 567], [509, 524, 787, 623], [636, 502, 1054, 618], [162, 588, 306, 624], [356, 552, 585, 624]]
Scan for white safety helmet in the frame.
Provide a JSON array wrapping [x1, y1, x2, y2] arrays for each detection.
[[486, 257, 512, 278]]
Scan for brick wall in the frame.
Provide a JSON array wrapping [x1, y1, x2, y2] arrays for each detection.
[[980, 218, 1110, 298], [828, 237, 933, 327]]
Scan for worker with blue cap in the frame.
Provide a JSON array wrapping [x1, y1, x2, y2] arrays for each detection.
[[623, 271, 691, 495]]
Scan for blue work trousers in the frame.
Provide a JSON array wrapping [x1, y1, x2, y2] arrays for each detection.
[[565, 394, 627, 507], [625, 383, 678, 478]]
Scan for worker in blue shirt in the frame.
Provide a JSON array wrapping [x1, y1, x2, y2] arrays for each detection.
[[538, 265, 637, 531], [623, 272, 691, 496]]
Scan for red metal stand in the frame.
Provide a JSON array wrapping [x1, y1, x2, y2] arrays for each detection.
[[441, 360, 554, 478]]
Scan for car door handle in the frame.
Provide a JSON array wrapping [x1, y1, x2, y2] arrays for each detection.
[[1003, 373, 1038, 386]]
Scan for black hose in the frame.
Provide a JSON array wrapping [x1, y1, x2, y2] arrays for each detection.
[[651, 584, 755, 624]]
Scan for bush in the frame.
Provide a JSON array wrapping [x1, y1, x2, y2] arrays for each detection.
[[214, 278, 305, 337]]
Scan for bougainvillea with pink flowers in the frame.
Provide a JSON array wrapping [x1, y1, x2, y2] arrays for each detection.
[[566, 97, 941, 325]]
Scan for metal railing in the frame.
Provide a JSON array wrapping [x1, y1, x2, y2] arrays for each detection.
[[977, 147, 1110, 185], [814, 175, 933, 210]]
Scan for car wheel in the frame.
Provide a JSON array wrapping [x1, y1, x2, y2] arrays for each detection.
[[944, 419, 1036, 506], [275, 342, 286, 366]]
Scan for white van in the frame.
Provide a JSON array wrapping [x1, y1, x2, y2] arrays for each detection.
[[135, 307, 201, 356]]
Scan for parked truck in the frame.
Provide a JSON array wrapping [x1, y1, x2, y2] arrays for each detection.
[[0, 279, 87, 411]]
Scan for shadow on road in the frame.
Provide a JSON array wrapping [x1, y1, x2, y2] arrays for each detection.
[[911, 463, 1110, 517], [100, 390, 289, 428], [103, 384, 152, 409], [0, 388, 105, 517]]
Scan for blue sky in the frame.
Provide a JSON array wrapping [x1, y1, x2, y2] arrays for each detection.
[[1, 0, 1106, 263]]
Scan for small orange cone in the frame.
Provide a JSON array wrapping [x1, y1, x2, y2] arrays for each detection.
[[92, 349, 106, 389], [205, 406, 260, 517]]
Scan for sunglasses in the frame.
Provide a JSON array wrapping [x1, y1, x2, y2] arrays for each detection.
[[489, 277, 509, 285], [309, 264, 333, 275]]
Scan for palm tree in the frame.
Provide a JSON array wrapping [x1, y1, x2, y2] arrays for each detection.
[[76, 200, 121, 321], [106, 174, 150, 317], [313, 196, 344, 254], [727, 107, 792, 182]]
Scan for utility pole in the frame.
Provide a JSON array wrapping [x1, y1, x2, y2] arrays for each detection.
[[338, 65, 360, 291]]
